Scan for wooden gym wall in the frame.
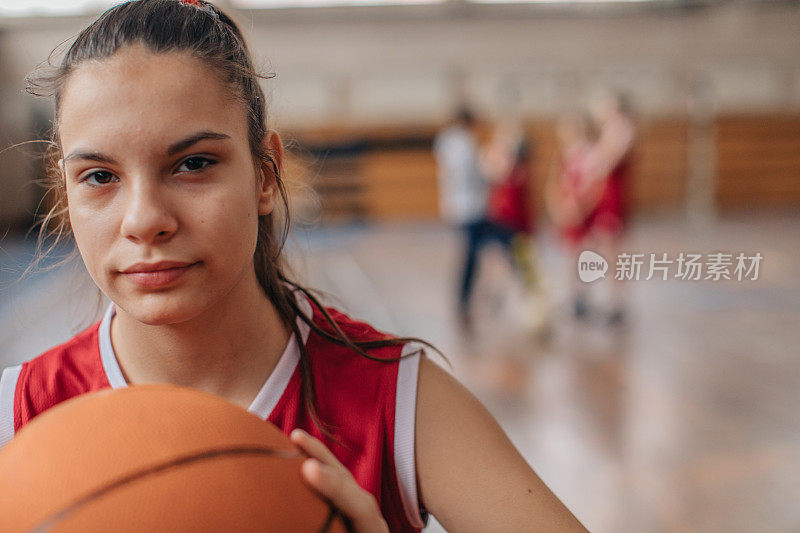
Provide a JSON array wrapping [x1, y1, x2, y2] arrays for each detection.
[[285, 113, 798, 223]]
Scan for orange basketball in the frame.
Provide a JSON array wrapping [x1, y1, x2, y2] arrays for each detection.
[[0, 385, 346, 532]]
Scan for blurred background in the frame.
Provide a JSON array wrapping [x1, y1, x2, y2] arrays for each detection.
[[1, 0, 798, 531]]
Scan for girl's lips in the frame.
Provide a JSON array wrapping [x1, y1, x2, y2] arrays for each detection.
[[121, 263, 197, 289]]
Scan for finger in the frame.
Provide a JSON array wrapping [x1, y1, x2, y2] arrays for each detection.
[[290, 429, 341, 467], [301, 458, 382, 532]]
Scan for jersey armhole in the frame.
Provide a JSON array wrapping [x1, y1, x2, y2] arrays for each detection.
[[394, 343, 429, 529], [0, 364, 23, 449]]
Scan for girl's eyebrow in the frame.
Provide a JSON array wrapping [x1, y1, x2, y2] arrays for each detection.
[[62, 151, 117, 165], [165, 130, 231, 156], [62, 131, 232, 164]]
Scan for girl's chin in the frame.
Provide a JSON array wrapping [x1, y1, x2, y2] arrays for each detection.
[[116, 296, 207, 326]]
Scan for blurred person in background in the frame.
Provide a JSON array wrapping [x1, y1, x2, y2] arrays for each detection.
[[582, 90, 636, 325], [547, 92, 635, 325], [433, 107, 489, 330], [546, 112, 596, 320], [482, 119, 550, 334]]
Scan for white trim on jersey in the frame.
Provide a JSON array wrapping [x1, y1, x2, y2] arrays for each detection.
[[0, 364, 23, 449], [97, 293, 310, 420], [394, 343, 428, 529], [99, 304, 127, 389], [248, 292, 311, 420]]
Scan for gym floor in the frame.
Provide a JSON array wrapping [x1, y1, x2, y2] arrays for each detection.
[[1, 209, 797, 532]]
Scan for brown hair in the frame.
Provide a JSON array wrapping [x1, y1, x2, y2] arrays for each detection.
[[26, 0, 441, 438]]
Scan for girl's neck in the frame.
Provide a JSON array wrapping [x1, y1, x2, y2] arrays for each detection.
[[109, 272, 291, 410]]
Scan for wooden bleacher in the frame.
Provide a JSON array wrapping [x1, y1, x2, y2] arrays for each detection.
[[715, 113, 800, 207], [283, 113, 797, 223]]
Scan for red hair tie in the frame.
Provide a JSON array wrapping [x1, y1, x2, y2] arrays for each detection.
[[180, 0, 201, 5]]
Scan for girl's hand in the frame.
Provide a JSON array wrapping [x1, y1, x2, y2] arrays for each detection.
[[290, 429, 389, 533]]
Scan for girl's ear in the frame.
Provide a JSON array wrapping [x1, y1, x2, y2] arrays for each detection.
[[258, 130, 284, 216]]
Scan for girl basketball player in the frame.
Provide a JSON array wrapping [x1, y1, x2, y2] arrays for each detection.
[[0, 1, 585, 531], [553, 95, 635, 324], [580, 91, 636, 324], [547, 113, 595, 319]]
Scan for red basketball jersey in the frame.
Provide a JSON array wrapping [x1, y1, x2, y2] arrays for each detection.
[[0, 293, 428, 531]]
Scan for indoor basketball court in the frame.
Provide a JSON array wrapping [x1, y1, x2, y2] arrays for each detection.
[[1, 0, 798, 531]]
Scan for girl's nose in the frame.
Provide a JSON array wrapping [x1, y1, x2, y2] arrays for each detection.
[[120, 181, 178, 245]]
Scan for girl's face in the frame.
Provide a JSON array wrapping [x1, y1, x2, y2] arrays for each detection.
[[59, 45, 276, 325]]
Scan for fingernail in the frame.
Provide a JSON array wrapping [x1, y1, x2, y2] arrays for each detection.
[[291, 428, 306, 438]]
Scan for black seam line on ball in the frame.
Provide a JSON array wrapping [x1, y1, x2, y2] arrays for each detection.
[[31, 446, 303, 533]]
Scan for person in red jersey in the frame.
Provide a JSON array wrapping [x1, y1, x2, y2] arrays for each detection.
[[0, 1, 586, 531], [581, 91, 635, 248], [483, 119, 550, 333], [548, 96, 636, 325], [579, 91, 636, 325], [547, 112, 596, 320]]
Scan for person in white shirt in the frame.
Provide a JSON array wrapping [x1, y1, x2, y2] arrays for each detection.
[[433, 108, 499, 329]]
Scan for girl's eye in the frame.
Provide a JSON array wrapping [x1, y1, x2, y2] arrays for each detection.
[[177, 156, 215, 173], [82, 171, 117, 186]]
